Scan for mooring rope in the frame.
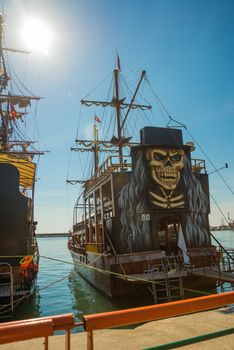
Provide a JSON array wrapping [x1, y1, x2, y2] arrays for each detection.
[[38, 274, 71, 292], [39, 254, 212, 296], [0, 290, 32, 317], [0, 251, 217, 317]]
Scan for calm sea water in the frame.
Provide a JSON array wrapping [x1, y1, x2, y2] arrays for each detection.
[[3, 231, 234, 324]]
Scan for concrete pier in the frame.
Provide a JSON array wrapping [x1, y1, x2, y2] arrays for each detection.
[[0, 306, 233, 349]]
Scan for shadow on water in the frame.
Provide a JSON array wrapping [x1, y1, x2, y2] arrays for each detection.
[[0, 291, 40, 322], [68, 270, 154, 316]]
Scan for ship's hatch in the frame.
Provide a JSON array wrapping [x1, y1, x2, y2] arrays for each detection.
[[155, 217, 179, 254]]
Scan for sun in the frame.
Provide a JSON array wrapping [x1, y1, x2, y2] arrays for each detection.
[[20, 19, 53, 55]]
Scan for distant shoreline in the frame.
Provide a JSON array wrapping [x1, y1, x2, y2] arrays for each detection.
[[211, 226, 234, 231], [36, 233, 69, 237], [36, 228, 233, 238]]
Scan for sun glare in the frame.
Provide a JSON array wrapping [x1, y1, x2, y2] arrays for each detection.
[[20, 19, 53, 55]]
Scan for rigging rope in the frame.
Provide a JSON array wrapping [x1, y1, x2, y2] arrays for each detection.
[[0, 288, 33, 316], [146, 75, 234, 227], [82, 73, 112, 101], [209, 192, 234, 230], [185, 128, 234, 197], [38, 274, 70, 292]]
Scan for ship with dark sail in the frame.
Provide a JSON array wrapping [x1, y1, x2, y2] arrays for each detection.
[[68, 56, 234, 301], [0, 15, 44, 314]]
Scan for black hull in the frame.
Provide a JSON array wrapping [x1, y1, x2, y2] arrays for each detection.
[[0, 163, 39, 312]]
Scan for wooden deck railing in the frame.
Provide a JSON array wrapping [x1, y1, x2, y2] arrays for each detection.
[[0, 291, 234, 349]]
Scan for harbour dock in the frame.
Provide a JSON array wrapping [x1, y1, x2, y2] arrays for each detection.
[[0, 306, 233, 349], [0, 291, 233, 350]]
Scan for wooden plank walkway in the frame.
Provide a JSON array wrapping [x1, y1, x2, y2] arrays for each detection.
[[115, 269, 187, 283], [191, 268, 234, 283], [0, 284, 33, 298]]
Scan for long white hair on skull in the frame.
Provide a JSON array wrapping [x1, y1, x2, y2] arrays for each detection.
[[183, 157, 210, 247], [118, 151, 152, 253]]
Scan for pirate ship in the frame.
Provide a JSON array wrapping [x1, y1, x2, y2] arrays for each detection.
[[68, 57, 234, 301], [0, 15, 44, 314]]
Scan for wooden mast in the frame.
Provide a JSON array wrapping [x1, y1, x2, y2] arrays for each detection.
[[93, 123, 99, 173], [72, 57, 152, 180], [0, 15, 8, 152], [0, 14, 44, 156], [113, 68, 123, 166]]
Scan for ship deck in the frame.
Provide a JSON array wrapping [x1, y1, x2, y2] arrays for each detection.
[[0, 284, 34, 298], [190, 268, 234, 283], [114, 269, 187, 283]]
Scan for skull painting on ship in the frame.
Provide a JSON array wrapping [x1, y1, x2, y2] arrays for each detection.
[[146, 148, 185, 208]]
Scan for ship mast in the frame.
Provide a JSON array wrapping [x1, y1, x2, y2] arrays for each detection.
[[113, 68, 123, 165], [0, 14, 44, 156], [0, 15, 9, 151], [73, 58, 151, 174], [93, 123, 99, 173]]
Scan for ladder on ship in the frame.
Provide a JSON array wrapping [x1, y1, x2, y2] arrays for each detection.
[[220, 249, 234, 272], [209, 233, 234, 289], [0, 263, 14, 315], [145, 256, 185, 303], [214, 249, 234, 293], [189, 247, 234, 293]]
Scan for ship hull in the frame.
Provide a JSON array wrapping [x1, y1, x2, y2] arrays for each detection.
[[70, 250, 113, 296], [69, 248, 188, 298], [0, 163, 39, 312], [69, 247, 221, 300]]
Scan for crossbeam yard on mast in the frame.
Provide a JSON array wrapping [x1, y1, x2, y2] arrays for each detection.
[[71, 147, 118, 154], [73, 139, 139, 146], [72, 139, 139, 153], [81, 99, 151, 110], [66, 180, 86, 185], [0, 94, 43, 101]]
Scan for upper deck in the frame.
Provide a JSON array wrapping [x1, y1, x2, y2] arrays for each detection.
[[84, 154, 207, 194], [84, 155, 132, 193]]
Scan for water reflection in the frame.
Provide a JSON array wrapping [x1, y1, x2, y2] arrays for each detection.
[[68, 269, 155, 319]]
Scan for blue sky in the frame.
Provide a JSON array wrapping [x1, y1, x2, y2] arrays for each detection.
[[1, 0, 234, 231]]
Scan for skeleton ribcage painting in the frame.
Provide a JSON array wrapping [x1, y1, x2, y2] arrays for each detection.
[[146, 148, 185, 209]]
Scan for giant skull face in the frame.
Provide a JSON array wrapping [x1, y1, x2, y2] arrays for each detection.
[[146, 148, 185, 190]]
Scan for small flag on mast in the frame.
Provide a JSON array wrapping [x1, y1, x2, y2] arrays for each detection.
[[95, 115, 101, 123], [117, 54, 121, 71], [10, 103, 17, 119]]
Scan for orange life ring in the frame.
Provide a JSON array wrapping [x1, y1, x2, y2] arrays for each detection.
[[20, 255, 33, 266]]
